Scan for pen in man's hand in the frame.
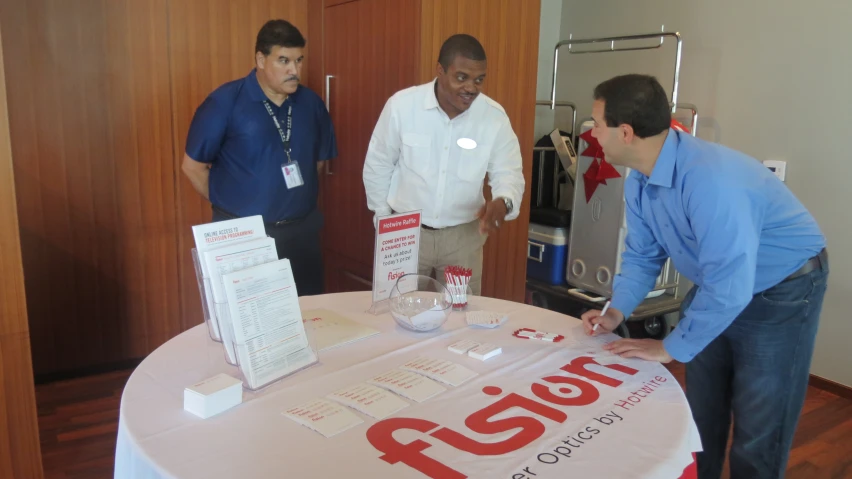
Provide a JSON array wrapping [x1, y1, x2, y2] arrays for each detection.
[[592, 300, 611, 333]]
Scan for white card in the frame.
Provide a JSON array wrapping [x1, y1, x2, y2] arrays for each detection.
[[468, 343, 502, 361], [282, 162, 304, 189], [368, 369, 446, 403], [448, 339, 481, 354], [465, 311, 508, 328], [328, 383, 409, 420], [283, 399, 363, 438], [400, 357, 478, 387]]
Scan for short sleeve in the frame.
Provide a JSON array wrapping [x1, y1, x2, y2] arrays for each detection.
[[185, 95, 229, 164]]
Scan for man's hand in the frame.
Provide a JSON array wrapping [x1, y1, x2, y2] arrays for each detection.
[[604, 339, 673, 363], [580, 307, 625, 336], [477, 199, 508, 235]]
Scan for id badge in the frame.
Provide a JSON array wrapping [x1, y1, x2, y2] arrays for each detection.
[[282, 162, 304, 189]]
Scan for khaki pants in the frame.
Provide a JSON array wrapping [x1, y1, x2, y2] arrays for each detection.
[[418, 220, 487, 295]]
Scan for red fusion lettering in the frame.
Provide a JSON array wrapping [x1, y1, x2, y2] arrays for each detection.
[[430, 390, 567, 456], [366, 356, 641, 477]]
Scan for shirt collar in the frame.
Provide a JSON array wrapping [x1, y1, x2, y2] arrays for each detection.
[[646, 129, 680, 188], [423, 78, 439, 110], [423, 78, 478, 121], [247, 69, 299, 104]]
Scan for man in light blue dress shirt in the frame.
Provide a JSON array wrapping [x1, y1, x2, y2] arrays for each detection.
[[581, 74, 828, 479]]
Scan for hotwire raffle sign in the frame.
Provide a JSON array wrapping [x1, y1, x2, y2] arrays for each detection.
[[373, 212, 422, 303], [363, 347, 699, 478]]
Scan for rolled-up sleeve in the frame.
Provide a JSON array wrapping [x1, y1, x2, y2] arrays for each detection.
[[611, 176, 669, 318], [487, 115, 525, 220], [363, 98, 400, 219], [662, 175, 762, 362]]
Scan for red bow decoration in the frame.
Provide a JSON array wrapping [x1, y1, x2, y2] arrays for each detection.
[[579, 129, 621, 202], [671, 118, 690, 133], [578, 119, 691, 202]]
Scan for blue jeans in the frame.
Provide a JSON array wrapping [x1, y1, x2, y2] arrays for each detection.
[[683, 264, 829, 479]]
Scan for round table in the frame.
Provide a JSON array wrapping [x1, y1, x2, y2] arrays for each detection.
[[114, 292, 700, 478]]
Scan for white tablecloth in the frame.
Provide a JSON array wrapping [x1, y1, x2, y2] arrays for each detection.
[[114, 292, 700, 479]]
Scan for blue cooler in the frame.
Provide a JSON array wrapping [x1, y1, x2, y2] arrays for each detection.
[[527, 223, 568, 285]]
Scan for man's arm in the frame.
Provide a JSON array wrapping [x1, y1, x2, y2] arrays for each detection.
[[661, 174, 762, 362], [609, 177, 670, 320], [184, 95, 229, 202], [486, 115, 525, 221], [363, 98, 401, 224], [181, 154, 211, 200]]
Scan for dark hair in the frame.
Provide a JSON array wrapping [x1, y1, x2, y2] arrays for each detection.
[[438, 34, 486, 69], [255, 20, 305, 55], [593, 74, 671, 138]]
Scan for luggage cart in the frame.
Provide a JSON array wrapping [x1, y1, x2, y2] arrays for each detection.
[[542, 27, 699, 339]]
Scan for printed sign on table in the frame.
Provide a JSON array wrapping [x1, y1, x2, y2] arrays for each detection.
[[372, 211, 422, 304]]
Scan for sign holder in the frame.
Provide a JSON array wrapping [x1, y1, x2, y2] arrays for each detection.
[[368, 211, 422, 315]]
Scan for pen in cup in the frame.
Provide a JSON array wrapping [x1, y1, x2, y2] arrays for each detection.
[[592, 300, 611, 333]]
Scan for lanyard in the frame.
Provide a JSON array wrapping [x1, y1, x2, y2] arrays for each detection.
[[263, 101, 293, 163]]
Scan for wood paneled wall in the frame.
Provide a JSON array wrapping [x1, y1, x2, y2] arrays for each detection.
[[0, 0, 310, 375], [419, 0, 540, 302], [170, 0, 310, 334], [0, 20, 44, 479], [0, 0, 537, 378], [0, 0, 180, 375]]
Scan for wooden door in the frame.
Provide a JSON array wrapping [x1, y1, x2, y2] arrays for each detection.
[[321, 0, 420, 292]]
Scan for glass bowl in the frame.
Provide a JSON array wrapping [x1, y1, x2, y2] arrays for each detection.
[[390, 274, 452, 332]]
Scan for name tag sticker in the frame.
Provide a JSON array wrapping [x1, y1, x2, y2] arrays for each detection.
[[457, 138, 477, 150]]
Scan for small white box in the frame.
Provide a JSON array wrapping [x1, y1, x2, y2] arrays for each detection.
[[448, 339, 481, 354], [184, 373, 243, 419], [468, 343, 502, 361]]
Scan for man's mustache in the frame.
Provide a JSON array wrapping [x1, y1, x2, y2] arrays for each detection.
[[285, 75, 300, 82]]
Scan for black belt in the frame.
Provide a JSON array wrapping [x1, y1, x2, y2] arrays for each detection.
[[212, 206, 306, 227], [784, 248, 828, 282]]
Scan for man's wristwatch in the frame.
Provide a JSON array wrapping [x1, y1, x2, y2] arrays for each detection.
[[500, 197, 513, 214]]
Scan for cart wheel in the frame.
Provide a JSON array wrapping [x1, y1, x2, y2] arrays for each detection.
[[643, 316, 667, 339]]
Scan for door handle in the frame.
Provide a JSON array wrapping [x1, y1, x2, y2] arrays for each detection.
[[325, 74, 335, 176]]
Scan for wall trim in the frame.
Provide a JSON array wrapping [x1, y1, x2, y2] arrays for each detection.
[[809, 374, 852, 400]]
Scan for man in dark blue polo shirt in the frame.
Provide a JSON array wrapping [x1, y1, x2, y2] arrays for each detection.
[[182, 19, 337, 296]]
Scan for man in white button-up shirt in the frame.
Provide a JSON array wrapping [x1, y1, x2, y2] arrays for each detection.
[[363, 34, 525, 294]]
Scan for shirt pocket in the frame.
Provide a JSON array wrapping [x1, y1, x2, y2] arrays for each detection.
[[401, 133, 432, 178], [457, 147, 487, 183]]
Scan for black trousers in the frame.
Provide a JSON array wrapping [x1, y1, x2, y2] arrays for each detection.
[[211, 207, 325, 296]]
